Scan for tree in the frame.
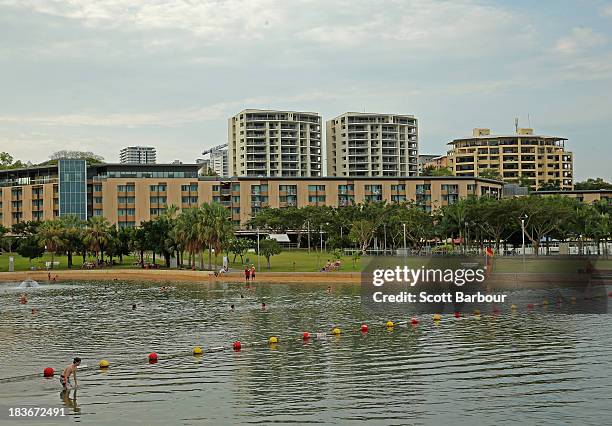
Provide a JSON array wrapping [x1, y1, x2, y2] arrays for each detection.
[[422, 166, 453, 176], [0, 152, 26, 170], [258, 238, 281, 270], [574, 178, 612, 190], [0, 224, 8, 251], [83, 216, 111, 263], [37, 220, 65, 269], [48, 150, 105, 163], [58, 215, 85, 268], [349, 219, 376, 253], [16, 236, 45, 268], [228, 238, 253, 263], [200, 202, 234, 270], [479, 168, 503, 181]]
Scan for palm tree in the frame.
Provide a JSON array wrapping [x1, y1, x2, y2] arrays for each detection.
[[84, 216, 111, 263], [58, 215, 85, 268], [175, 207, 203, 268], [201, 202, 234, 270], [37, 220, 65, 269]]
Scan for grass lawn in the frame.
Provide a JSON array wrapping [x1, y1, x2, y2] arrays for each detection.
[[0, 249, 362, 273], [0, 252, 161, 273], [491, 257, 612, 273]]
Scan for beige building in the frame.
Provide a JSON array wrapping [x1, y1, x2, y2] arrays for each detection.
[[421, 155, 449, 173], [228, 109, 322, 177], [534, 189, 611, 204], [326, 112, 418, 177], [447, 127, 573, 190], [0, 162, 503, 229]]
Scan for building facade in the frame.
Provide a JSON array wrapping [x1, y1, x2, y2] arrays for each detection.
[[0, 162, 502, 229], [420, 155, 449, 174], [534, 189, 611, 204], [447, 127, 573, 190], [326, 112, 418, 177], [119, 146, 157, 164], [228, 109, 322, 177]]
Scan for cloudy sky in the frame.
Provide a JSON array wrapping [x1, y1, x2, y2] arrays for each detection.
[[1, 0, 611, 180]]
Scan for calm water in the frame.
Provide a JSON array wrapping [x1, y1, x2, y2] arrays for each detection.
[[0, 279, 611, 425]]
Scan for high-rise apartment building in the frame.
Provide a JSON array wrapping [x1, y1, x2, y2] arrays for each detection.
[[447, 127, 573, 190], [326, 112, 418, 177], [203, 145, 229, 177], [119, 146, 157, 164], [228, 109, 322, 177]]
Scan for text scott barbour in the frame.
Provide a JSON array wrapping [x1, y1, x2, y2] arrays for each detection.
[[370, 266, 507, 304]]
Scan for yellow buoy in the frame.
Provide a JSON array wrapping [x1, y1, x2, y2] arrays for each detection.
[[542, 299, 549, 305], [473, 309, 481, 316], [570, 296, 576, 304], [433, 313, 441, 321], [332, 327, 341, 335], [193, 346, 203, 355], [511, 304, 517, 310], [99, 359, 110, 369], [385, 320, 394, 328], [268, 336, 278, 344]]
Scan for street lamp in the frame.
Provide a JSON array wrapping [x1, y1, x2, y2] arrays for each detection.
[[307, 220, 311, 253], [520, 214, 528, 270], [257, 228, 260, 272], [402, 223, 407, 265]]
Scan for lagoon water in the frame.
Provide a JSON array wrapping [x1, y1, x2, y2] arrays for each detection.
[[0, 280, 611, 425]]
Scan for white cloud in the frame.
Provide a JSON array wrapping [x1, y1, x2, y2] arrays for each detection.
[[553, 27, 606, 54], [603, 4, 612, 16]]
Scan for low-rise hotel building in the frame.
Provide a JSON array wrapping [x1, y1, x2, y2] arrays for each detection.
[[447, 127, 573, 190], [0, 161, 502, 229], [533, 189, 611, 204]]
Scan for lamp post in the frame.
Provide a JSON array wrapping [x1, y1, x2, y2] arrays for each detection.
[[307, 220, 311, 253], [257, 228, 260, 272], [383, 223, 387, 256], [403, 223, 407, 265], [320, 224, 323, 253], [520, 214, 528, 271]]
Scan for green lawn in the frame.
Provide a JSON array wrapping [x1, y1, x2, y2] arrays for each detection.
[[490, 257, 612, 273], [0, 252, 159, 273], [0, 249, 362, 273]]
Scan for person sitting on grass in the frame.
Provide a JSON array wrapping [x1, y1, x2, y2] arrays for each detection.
[[60, 357, 81, 390]]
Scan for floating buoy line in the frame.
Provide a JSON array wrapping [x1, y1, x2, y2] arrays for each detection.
[[37, 294, 608, 377]]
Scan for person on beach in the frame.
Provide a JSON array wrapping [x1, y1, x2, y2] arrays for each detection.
[[48, 272, 51, 281], [244, 267, 251, 283], [60, 358, 81, 390], [250, 266, 256, 281]]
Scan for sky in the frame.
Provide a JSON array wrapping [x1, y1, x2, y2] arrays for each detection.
[[0, 0, 611, 181]]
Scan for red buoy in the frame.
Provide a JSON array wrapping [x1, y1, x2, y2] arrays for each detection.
[[361, 324, 368, 333], [527, 303, 534, 309], [233, 341, 241, 351], [303, 332, 310, 340], [148, 352, 158, 363], [43, 367, 54, 377], [454, 312, 461, 319], [411, 318, 419, 325]]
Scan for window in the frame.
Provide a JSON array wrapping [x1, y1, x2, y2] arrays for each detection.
[[93, 209, 103, 216], [391, 184, 405, 191], [118, 208, 135, 216], [416, 184, 431, 193], [391, 195, 406, 202], [182, 196, 198, 204], [93, 197, 103, 203], [118, 184, 135, 192], [308, 185, 325, 191], [212, 185, 220, 191], [118, 221, 136, 228], [118, 196, 136, 203], [150, 184, 167, 192], [150, 196, 167, 204], [309, 195, 326, 203], [93, 184, 102, 192], [150, 208, 166, 215]]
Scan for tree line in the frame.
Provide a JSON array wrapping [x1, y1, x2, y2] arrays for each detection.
[[0, 196, 610, 272]]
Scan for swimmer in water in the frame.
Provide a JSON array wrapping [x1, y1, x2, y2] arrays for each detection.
[[230, 304, 235, 311], [240, 294, 244, 299], [132, 304, 136, 310], [60, 357, 81, 390], [326, 286, 332, 294], [19, 293, 28, 304], [261, 302, 267, 311]]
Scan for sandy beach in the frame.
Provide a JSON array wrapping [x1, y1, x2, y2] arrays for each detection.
[[0, 269, 362, 284]]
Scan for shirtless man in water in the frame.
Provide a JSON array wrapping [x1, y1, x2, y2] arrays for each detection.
[[60, 358, 81, 390]]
